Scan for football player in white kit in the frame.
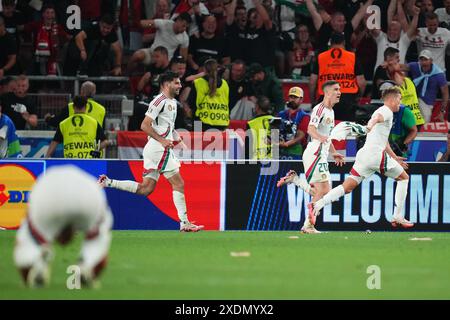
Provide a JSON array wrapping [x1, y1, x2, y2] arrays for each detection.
[[98, 72, 203, 232], [14, 165, 113, 287], [277, 81, 345, 234], [310, 86, 414, 228]]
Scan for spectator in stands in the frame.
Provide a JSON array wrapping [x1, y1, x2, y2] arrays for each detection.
[[352, 15, 377, 80], [0, 103, 21, 158], [117, 0, 146, 51], [0, 76, 14, 95], [246, 62, 284, 113], [405, 49, 449, 123], [224, 59, 247, 111], [244, 0, 277, 73], [24, 4, 70, 76], [246, 95, 274, 159], [0, 0, 26, 46], [45, 81, 106, 129], [64, 14, 122, 77], [370, 0, 419, 72], [0, 16, 18, 77], [372, 47, 425, 127], [435, 0, 450, 28], [129, 12, 191, 74], [137, 46, 170, 99], [417, 12, 450, 72], [0, 75, 37, 130], [437, 130, 450, 161], [186, 58, 230, 130], [288, 24, 315, 79], [172, 0, 209, 37], [45, 96, 109, 159], [188, 15, 230, 73], [309, 32, 366, 121], [224, 0, 247, 62], [305, 0, 373, 53], [205, 0, 227, 36], [74, 0, 103, 28], [142, 0, 171, 45], [278, 87, 310, 160]]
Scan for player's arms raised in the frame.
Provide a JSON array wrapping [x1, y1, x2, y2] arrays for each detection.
[[307, 125, 328, 143], [141, 116, 174, 149], [366, 113, 384, 131]]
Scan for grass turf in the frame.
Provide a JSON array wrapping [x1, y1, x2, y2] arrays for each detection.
[[1, 230, 450, 299]]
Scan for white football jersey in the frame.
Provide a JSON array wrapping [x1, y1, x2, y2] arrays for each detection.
[[145, 93, 178, 141], [364, 105, 393, 153], [306, 102, 335, 157]]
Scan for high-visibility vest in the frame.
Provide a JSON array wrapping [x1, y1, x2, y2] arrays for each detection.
[[398, 77, 424, 126], [194, 78, 230, 127], [59, 113, 98, 158], [248, 114, 274, 160], [68, 98, 106, 128], [317, 47, 359, 96]]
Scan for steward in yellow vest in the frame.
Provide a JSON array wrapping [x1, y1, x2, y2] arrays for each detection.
[[45, 96, 109, 158], [246, 96, 275, 160], [44, 81, 106, 128], [189, 59, 230, 130]]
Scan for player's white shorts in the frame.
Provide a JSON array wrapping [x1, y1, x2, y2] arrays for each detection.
[[302, 145, 330, 184], [14, 166, 113, 272], [142, 139, 180, 181], [350, 147, 404, 181]]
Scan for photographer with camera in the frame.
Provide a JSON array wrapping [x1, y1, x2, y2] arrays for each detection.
[[45, 96, 110, 159], [278, 87, 310, 160]]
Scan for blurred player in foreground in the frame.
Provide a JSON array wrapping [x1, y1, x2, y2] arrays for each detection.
[[277, 80, 345, 234], [310, 86, 414, 228], [98, 72, 203, 232], [14, 165, 113, 287]]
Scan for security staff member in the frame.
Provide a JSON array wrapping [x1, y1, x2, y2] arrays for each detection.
[[246, 95, 275, 160], [45, 96, 109, 158], [186, 59, 230, 130], [45, 81, 106, 128], [309, 32, 366, 121]]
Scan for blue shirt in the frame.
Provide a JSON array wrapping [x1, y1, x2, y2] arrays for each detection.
[[408, 62, 447, 105]]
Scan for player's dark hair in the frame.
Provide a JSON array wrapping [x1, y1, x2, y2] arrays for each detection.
[[73, 95, 88, 109], [2, 0, 15, 7], [322, 80, 339, 92], [383, 47, 399, 60], [381, 86, 402, 100], [159, 71, 179, 87], [425, 12, 438, 21]]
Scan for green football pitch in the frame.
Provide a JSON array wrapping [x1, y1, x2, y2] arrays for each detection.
[[1, 230, 450, 299]]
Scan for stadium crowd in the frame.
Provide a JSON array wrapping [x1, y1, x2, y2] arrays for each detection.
[[0, 0, 450, 160]]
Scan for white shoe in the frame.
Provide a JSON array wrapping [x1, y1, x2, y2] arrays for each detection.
[[391, 216, 414, 228], [277, 170, 314, 195], [180, 221, 204, 232], [300, 226, 322, 234]]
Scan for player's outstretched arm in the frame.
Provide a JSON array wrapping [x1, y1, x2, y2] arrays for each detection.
[[366, 113, 384, 132], [329, 142, 345, 166]]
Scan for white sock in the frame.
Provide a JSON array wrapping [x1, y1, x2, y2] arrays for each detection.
[[109, 179, 138, 193], [315, 185, 345, 212], [293, 176, 311, 194], [173, 191, 188, 223], [393, 179, 409, 219]]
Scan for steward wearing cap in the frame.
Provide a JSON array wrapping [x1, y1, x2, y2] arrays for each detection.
[[310, 32, 366, 121], [402, 49, 449, 123], [277, 86, 310, 159], [45, 96, 109, 158]]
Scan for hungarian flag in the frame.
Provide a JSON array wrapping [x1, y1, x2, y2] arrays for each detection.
[[274, 0, 309, 15]]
